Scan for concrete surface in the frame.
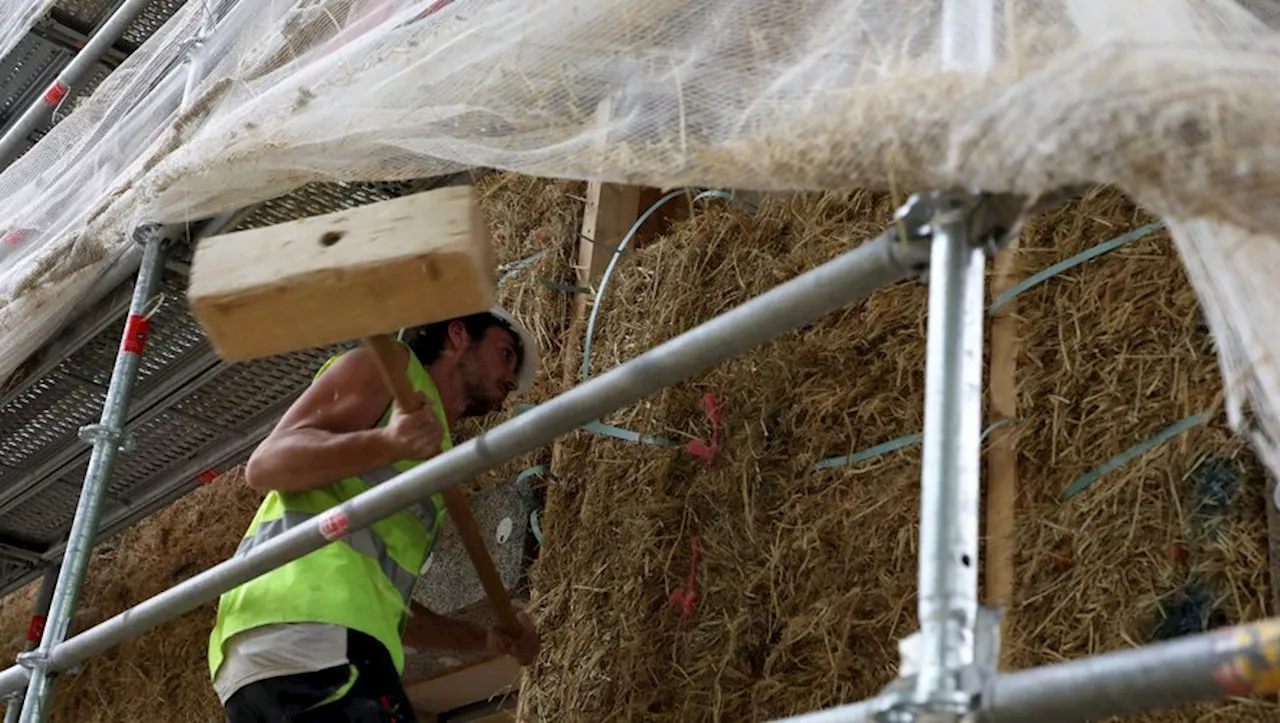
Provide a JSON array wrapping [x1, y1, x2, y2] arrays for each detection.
[[403, 473, 537, 682]]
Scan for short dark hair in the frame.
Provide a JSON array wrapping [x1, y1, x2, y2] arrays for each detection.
[[404, 312, 522, 368]]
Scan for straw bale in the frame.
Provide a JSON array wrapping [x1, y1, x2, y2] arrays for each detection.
[[1006, 191, 1276, 722], [0, 468, 263, 723], [523, 185, 1275, 722], [525, 189, 927, 721]]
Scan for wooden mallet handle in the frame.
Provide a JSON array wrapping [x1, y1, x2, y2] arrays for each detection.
[[365, 334, 523, 637]]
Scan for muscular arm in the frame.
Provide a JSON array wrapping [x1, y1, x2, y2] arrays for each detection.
[[403, 600, 489, 654], [244, 345, 408, 492], [404, 601, 541, 664]]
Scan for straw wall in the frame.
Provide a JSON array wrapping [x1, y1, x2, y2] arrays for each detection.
[[0, 469, 262, 722], [522, 186, 1275, 721], [1006, 197, 1273, 721]]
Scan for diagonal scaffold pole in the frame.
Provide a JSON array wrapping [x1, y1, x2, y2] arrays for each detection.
[[14, 229, 168, 723], [2, 566, 56, 723]]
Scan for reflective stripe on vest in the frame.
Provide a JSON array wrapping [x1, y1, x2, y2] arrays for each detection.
[[234, 509, 419, 603], [231, 468, 444, 605]]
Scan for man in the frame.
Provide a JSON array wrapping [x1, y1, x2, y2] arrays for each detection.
[[208, 306, 542, 722]]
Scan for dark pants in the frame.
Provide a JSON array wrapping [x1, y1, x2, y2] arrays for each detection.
[[224, 628, 417, 723]]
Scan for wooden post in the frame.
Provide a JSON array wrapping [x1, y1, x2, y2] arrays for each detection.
[[580, 181, 641, 281], [1267, 476, 1280, 620], [986, 238, 1020, 667], [559, 95, 643, 437], [551, 174, 642, 469]]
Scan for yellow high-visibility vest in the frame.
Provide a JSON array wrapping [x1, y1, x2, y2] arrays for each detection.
[[208, 341, 449, 679]]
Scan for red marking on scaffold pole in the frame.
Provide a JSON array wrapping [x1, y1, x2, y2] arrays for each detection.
[[121, 313, 150, 355], [43, 82, 69, 106], [1213, 659, 1255, 697], [318, 509, 350, 540], [26, 614, 45, 643]]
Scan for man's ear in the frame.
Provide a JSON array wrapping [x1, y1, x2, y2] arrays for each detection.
[[444, 320, 469, 356]]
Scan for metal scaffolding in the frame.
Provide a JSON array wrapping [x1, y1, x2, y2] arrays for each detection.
[[0, 0, 162, 169], [0, 1, 1277, 722], [2, 566, 55, 723], [14, 231, 169, 721]]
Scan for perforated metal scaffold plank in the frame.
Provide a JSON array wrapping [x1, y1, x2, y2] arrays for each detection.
[[120, 0, 189, 48], [0, 34, 63, 121], [52, 0, 191, 50], [0, 274, 218, 511], [53, 0, 121, 31]]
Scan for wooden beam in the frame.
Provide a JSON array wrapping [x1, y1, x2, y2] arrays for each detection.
[[558, 95, 645, 422], [438, 696, 519, 723], [985, 237, 1020, 667], [467, 711, 516, 723], [188, 185, 496, 361], [580, 181, 641, 281], [546, 178, 642, 473], [575, 96, 643, 287], [406, 654, 522, 714], [1267, 475, 1280, 704]]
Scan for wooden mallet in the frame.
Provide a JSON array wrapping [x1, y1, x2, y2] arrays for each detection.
[[185, 184, 522, 636]]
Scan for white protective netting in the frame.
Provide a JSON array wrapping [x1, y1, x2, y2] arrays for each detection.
[[0, 0, 53, 62], [1, 0, 1279, 481]]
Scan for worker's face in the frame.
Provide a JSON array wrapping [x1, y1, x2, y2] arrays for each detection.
[[454, 324, 520, 417]]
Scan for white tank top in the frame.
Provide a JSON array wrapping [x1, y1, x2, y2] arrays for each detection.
[[211, 622, 348, 704]]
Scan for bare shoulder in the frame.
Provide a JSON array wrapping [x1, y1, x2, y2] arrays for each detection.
[[316, 344, 409, 391], [279, 345, 406, 434]]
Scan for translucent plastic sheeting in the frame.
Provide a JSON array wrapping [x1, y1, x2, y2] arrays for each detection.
[[0, 0, 1279, 481], [0, 0, 53, 63], [0, 0, 223, 385], [1171, 221, 1280, 505]]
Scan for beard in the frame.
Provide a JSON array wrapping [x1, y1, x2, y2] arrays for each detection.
[[459, 362, 505, 418], [462, 394, 503, 418]]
